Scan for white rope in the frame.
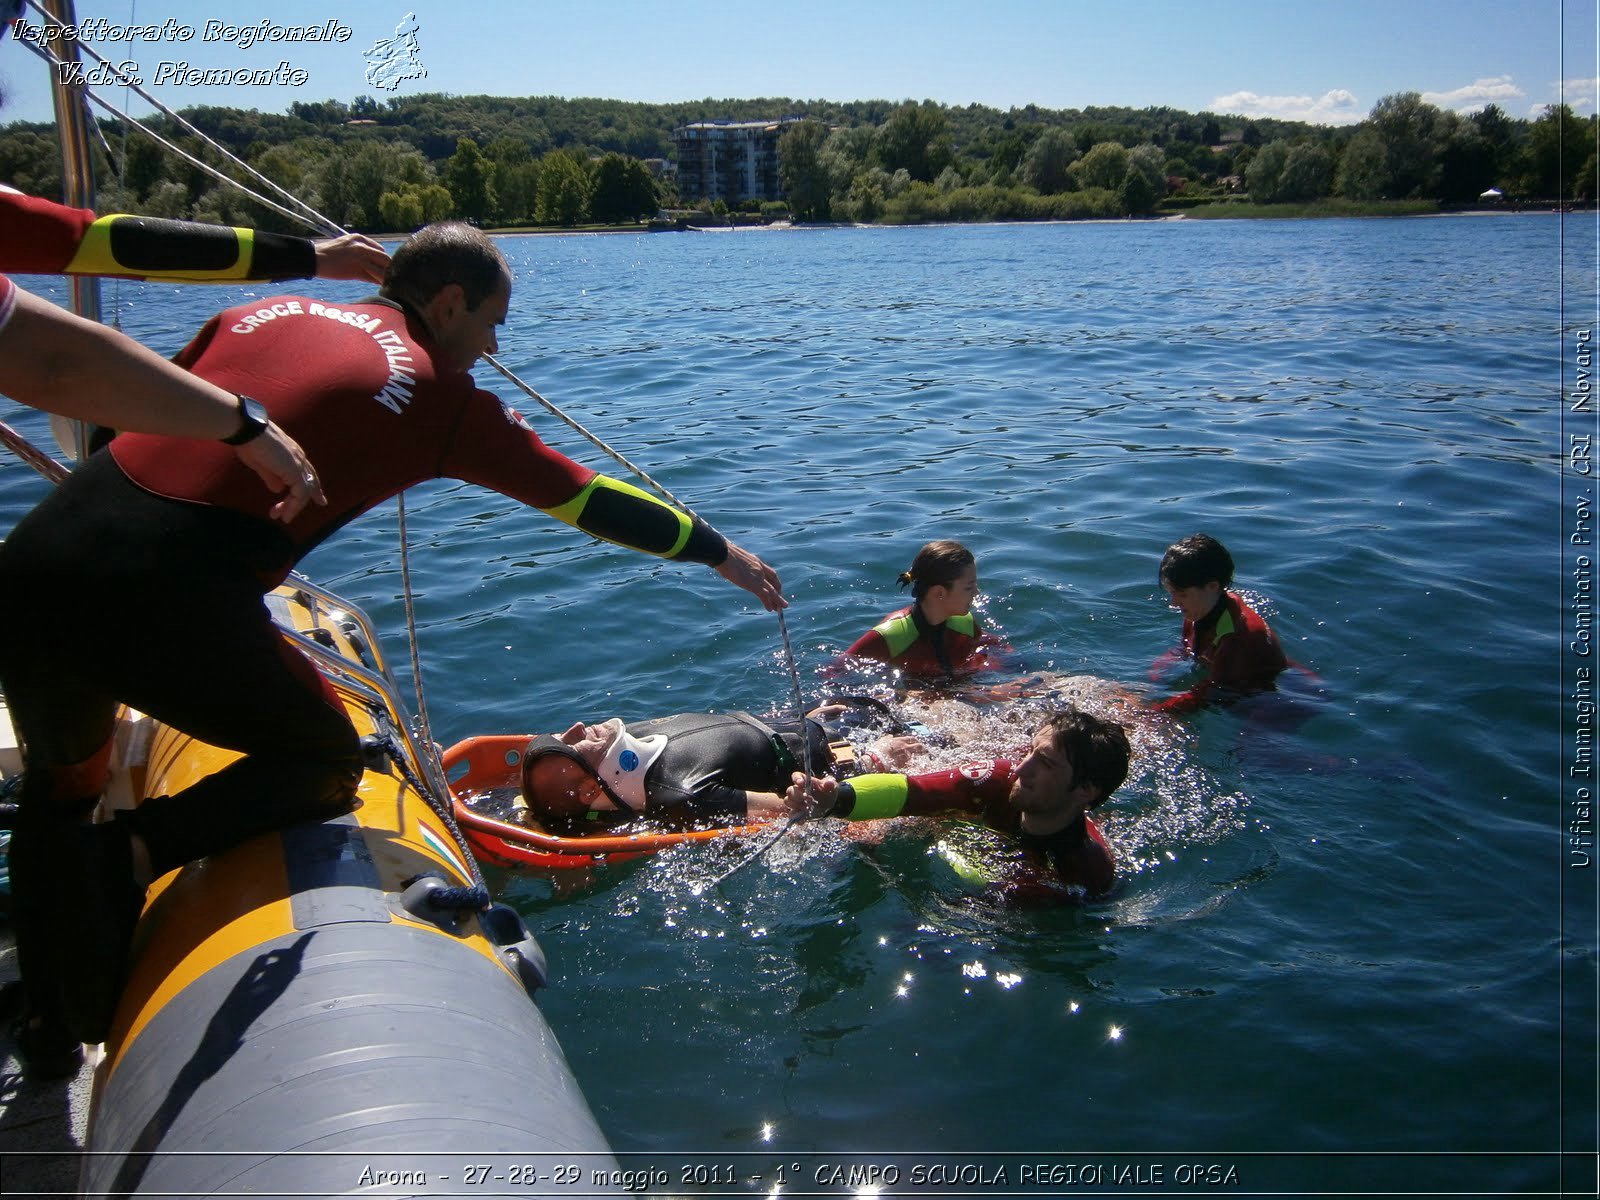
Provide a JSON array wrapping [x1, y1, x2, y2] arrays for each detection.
[[19, 0, 336, 235]]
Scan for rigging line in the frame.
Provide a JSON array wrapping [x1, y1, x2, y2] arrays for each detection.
[[699, 607, 818, 893], [16, 39, 323, 232], [0, 421, 69, 484], [481, 354, 688, 510], [18, 0, 337, 235], [395, 490, 437, 762]]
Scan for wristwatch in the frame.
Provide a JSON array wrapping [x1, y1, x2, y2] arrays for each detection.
[[222, 394, 270, 446]]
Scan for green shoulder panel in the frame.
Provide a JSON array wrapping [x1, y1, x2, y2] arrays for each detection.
[[872, 613, 919, 657], [946, 613, 977, 637]]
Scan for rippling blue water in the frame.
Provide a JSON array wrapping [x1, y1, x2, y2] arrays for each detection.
[[4, 215, 1588, 1194]]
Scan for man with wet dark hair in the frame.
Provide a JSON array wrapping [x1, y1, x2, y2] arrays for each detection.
[[787, 708, 1130, 900]]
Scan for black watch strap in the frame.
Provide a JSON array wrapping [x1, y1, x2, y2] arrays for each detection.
[[222, 395, 270, 446]]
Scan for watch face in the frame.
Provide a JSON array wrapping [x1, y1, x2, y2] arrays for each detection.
[[224, 396, 271, 444]]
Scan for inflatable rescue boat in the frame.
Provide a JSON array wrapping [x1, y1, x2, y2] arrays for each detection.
[[80, 577, 622, 1197]]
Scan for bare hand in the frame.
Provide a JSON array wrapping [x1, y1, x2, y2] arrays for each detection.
[[783, 771, 838, 818], [867, 734, 923, 769], [713, 541, 786, 611], [233, 424, 326, 523], [312, 233, 390, 284]]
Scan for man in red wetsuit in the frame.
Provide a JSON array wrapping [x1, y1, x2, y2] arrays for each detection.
[[1150, 533, 1287, 714], [0, 188, 389, 525], [786, 708, 1130, 900], [0, 221, 784, 1054]]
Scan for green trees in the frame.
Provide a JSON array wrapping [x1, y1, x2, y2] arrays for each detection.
[[5, 86, 1586, 234], [778, 119, 832, 220], [1020, 127, 1078, 193], [1529, 104, 1595, 199], [875, 102, 953, 182], [590, 152, 658, 223], [445, 138, 497, 224], [1249, 140, 1331, 202], [535, 149, 591, 226], [1367, 92, 1445, 198], [1335, 129, 1387, 199], [1070, 141, 1129, 191], [486, 136, 539, 225]]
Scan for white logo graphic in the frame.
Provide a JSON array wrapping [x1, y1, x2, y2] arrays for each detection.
[[363, 12, 425, 92]]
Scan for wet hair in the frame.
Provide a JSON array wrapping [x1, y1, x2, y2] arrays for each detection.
[[1041, 709, 1130, 807], [1159, 533, 1235, 591], [897, 540, 975, 601], [381, 221, 509, 313]]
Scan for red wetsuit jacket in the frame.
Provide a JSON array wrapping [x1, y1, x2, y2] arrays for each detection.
[[840, 604, 1007, 679], [0, 189, 318, 281], [838, 759, 1115, 899], [1153, 590, 1287, 714], [109, 293, 726, 584]]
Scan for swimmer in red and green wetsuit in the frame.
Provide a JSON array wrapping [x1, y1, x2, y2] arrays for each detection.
[[1149, 533, 1287, 714], [837, 539, 1010, 682], [786, 708, 1130, 901]]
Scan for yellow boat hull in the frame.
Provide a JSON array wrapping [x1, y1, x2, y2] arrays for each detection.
[[81, 580, 620, 1196]]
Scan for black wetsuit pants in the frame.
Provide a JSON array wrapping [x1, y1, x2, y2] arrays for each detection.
[[0, 452, 361, 1015]]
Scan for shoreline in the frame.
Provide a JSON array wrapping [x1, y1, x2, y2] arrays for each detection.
[[457, 205, 1570, 241]]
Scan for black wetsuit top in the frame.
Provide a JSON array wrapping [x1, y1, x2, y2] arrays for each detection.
[[630, 712, 832, 824]]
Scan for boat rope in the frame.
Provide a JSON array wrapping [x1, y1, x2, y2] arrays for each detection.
[[16, 4, 337, 236], [9, 55, 818, 880], [394, 490, 436, 753], [364, 726, 491, 912], [0, 420, 69, 484]]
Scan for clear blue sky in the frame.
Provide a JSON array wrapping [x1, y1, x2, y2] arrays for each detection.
[[0, 0, 1593, 130]]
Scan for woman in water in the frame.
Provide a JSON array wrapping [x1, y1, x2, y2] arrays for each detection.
[[839, 540, 1008, 682]]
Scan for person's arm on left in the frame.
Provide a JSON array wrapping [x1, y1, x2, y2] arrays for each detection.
[[0, 283, 323, 521], [0, 191, 387, 283]]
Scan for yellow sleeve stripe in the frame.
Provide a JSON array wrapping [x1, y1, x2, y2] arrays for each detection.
[[63, 216, 257, 281], [539, 474, 694, 558], [846, 774, 910, 821]]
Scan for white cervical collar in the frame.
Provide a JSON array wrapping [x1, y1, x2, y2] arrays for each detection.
[[594, 720, 668, 813]]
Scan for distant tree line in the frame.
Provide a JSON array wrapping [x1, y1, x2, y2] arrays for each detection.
[[0, 89, 1591, 233]]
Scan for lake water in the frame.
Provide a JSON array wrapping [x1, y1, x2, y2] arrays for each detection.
[[2, 214, 1591, 1196]]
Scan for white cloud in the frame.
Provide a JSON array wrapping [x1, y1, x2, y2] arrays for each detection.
[[1555, 76, 1600, 113], [1209, 88, 1363, 126], [1420, 75, 1526, 112]]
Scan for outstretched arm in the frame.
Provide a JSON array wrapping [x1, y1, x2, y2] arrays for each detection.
[[0, 283, 324, 522], [541, 472, 785, 610]]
